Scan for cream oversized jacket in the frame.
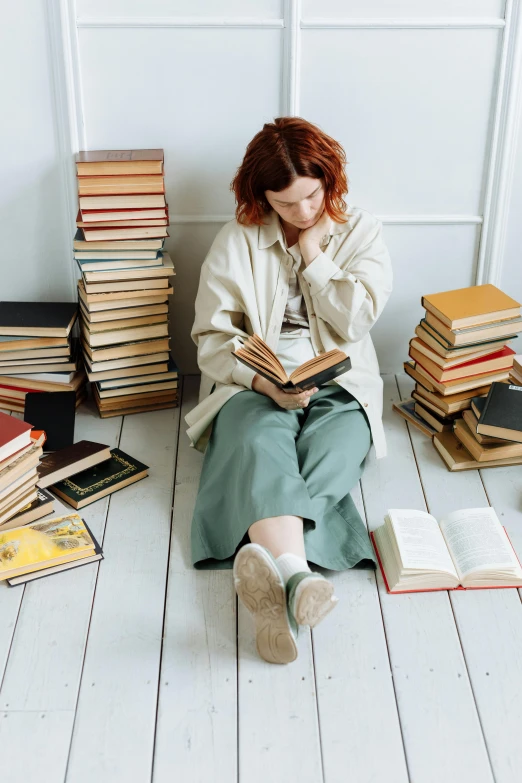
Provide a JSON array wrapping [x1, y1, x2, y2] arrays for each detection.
[[185, 206, 393, 458]]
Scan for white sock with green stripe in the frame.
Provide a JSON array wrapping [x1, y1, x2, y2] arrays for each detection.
[[275, 553, 312, 586]]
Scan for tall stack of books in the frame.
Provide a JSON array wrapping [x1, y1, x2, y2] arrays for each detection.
[[0, 414, 46, 529], [74, 149, 178, 417], [0, 302, 85, 415], [396, 284, 522, 470]]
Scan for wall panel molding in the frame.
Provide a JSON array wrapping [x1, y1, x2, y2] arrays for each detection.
[[301, 17, 506, 29], [76, 16, 284, 29], [477, 0, 522, 285], [282, 0, 300, 114], [167, 214, 483, 225]]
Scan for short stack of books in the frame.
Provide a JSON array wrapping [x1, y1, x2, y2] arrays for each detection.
[[0, 413, 47, 530], [74, 149, 179, 417], [0, 302, 86, 414], [434, 381, 522, 471], [394, 284, 522, 470]]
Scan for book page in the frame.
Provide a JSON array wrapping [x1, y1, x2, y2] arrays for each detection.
[[387, 509, 458, 574], [439, 507, 519, 579]]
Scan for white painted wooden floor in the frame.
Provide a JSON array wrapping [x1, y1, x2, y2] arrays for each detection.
[[1, 372, 522, 783]]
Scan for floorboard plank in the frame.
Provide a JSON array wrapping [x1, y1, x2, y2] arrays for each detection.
[[65, 404, 179, 783], [312, 481, 409, 783], [0, 711, 74, 783], [396, 372, 522, 783], [359, 375, 493, 783], [153, 376, 237, 783]]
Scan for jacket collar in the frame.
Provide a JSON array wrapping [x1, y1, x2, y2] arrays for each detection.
[[257, 208, 351, 250]]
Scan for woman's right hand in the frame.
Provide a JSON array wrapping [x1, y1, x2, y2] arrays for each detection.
[[252, 374, 318, 410]]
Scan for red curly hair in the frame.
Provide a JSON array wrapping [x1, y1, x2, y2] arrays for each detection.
[[231, 116, 349, 226]]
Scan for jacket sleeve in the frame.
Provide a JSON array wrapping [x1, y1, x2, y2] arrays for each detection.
[[301, 219, 393, 343], [191, 263, 257, 389]]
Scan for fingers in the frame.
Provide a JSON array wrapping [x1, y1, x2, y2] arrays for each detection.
[[276, 386, 319, 410]]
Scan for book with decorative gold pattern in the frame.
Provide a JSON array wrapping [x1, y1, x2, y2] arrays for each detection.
[[50, 448, 149, 509]]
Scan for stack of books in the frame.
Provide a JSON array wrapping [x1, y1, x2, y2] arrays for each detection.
[[0, 302, 85, 415], [0, 413, 47, 530], [73, 149, 178, 417], [395, 285, 522, 448], [434, 380, 522, 471]]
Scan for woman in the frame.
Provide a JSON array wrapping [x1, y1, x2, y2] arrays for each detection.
[[185, 117, 393, 665]]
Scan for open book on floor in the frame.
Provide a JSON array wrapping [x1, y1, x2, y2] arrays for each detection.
[[233, 333, 350, 391], [371, 507, 522, 593]]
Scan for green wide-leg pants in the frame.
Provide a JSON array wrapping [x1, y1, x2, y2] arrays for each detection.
[[191, 385, 377, 571]]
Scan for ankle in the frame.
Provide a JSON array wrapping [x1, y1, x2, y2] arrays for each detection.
[[275, 552, 311, 585]]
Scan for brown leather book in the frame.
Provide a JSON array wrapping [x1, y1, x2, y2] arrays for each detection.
[[422, 284, 520, 329], [37, 441, 111, 489]]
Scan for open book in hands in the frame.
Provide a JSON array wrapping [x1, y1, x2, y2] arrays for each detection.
[[371, 507, 522, 593], [232, 333, 351, 391]]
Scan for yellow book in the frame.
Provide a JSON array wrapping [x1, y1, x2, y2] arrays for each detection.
[[422, 284, 520, 329], [0, 513, 95, 581]]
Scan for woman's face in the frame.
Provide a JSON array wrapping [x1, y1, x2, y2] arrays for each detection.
[[265, 177, 324, 229]]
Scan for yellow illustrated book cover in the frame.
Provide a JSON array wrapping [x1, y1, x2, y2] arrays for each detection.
[[0, 513, 95, 581]]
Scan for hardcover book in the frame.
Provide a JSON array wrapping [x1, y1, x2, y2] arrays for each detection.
[[1, 488, 54, 530], [37, 440, 111, 489], [433, 430, 522, 471], [392, 398, 438, 438], [372, 507, 522, 593], [0, 513, 96, 581], [233, 333, 350, 391], [24, 390, 76, 451], [0, 302, 78, 337], [0, 412, 32, 462], [75, 149, 164, 176], [51, 448, 149, 508], [454, 417, 522, 461], [422, 284, 521, 329], [476, 382, 522, 442], [423, 313, 522, 346]]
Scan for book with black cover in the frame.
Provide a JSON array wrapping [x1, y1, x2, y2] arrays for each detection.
[[233, 333, 351, 391], [24, 390, 76, 451], [0, 302, 78, 337], [476, 382, 522, 442], [37, 440, 112, 489], [7, 518, 103, 586], [51, 448, 149, 508]]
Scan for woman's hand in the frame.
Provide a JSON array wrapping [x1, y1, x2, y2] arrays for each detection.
[[252, 374, 318, 410], [298, 208, 333, 266]]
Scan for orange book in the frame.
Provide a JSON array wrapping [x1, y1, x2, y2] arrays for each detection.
[[372, 507, 522, 593], [75, 149, 163, 176], [422, 284, 520, 329]]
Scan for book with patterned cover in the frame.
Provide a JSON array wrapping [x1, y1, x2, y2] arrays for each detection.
[[50, 448, 149, 509]]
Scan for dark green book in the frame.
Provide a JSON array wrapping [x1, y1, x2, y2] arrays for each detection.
[[50, 448, 149, 508]]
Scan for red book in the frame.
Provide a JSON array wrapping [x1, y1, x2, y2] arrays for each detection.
[[410, 345, 515, 383], [0, 411, 33, 461]]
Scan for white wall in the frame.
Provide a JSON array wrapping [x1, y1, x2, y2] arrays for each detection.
[[1, 2, 73, 300], [3, 1, 522, 374]]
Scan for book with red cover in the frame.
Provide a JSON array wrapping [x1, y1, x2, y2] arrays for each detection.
[[409, 345, 515, 382], [0, 412, 33, 461], [370, 529, 522, 593]]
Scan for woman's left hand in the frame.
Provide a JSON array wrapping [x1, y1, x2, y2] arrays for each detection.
[[298, 208, 333, 266]]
